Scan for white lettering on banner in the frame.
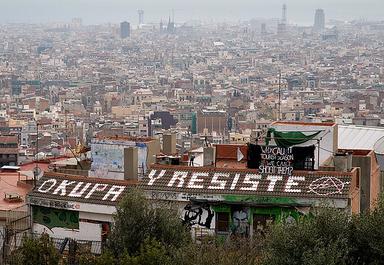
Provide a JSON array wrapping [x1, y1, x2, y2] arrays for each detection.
[[102, 185, 126, 201], [208, 173, 229, 190], [261, 146, 293, 156], [267, 175, 283, 192], [148, 169, 166, 186], [52, 180, 76, 196], [230, 173, 240, 190], [34, 178, 128, 202], [240, 174, 262, 191], [187, 172, 208, 189], [167, 171, 188, 187], [285, 176, 305, 193], [144, 169, 346, 196], [38, 179, 57, 193], [259, 145, 294, 176], [68, 182, 92, 198], [85, 183, 108, 199]]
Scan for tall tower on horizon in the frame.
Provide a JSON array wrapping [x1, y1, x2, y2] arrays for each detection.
[[120, 21, 130, 38], [261, 23, 267, 35], [313, 9, 325, 33], [167, 11, 175, 34], [138, 10, 144, 25], [277, 4, 287, 35], [282, 4, 287, 24]]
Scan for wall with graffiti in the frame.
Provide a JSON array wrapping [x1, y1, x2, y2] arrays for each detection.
[[179, 201, 302, 238], [182, 203, 215, 229], [90, 139, 148, 179], [32, 209, 112, 242], [231, 207, 250, 236]]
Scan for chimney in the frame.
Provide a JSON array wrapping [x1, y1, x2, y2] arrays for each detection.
[[203, 146, 215, 166], [163, 133, 176, 154], [124, 147, 138, 180], [346, 152, 353, 171], [334, 152, 352, 172]]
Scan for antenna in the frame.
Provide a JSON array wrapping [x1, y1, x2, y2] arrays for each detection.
[[172, 9, 175, 23], [138, 9, 144, 25], [282, 4, 287, 24], [278, 70, 282, 121]]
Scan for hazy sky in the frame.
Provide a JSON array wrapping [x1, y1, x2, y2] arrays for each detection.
[[1, 0, 383, 25]]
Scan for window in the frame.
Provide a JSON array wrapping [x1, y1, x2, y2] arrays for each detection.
[[253, 214, 275, 235], [216, 212, 229, 233]]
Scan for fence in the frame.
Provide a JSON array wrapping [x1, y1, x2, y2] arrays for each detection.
[[50, 236, 103, 255], [6, 204, 30, 233], [1, 232, 104, 264]]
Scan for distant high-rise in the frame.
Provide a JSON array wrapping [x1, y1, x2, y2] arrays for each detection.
[[167, 16, 175, 34], [160, 20, 164, 32], [261, 23, 267, 35], [277, 4, 287, 35], [313, 9, 325, 32], [120, 21, 130, 38], [138, 10, 144, 25], [282, 4, 287, 24]]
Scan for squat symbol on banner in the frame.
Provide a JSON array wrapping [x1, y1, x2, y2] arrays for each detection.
[[308, 177, 349, 196]]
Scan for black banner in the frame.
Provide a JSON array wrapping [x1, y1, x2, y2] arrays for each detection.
[[247, 144, 315, 172]]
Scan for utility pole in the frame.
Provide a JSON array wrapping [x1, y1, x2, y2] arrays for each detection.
[[278, 70, 282, 121], [34, 120, 39, 187]]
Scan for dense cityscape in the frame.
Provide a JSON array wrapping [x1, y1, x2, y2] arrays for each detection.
[[1, 2, 384, 264]]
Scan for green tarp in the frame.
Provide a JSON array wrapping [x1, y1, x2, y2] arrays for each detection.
[[266, 128, 321, 147], [33, 205, 79, 230]]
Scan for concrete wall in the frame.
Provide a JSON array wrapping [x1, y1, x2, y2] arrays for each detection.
[[352, 155, 372, 212], [32, 211, 113, 242], [163, 134, 176, 154], [146, 139, 160, 166], [370, 151, 381, 208], [90, 139, 149, 180], [124, 147, 138, 180], [349, 167, 361, 214]]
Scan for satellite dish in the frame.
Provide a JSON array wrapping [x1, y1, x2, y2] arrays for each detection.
[[33, 167, 43, 180], [374, 136, 384, 155], [374, 136, 384, 169]]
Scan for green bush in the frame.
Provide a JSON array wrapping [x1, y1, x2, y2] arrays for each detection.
[[107, 188, 191, 257], [9, 233, 60, 265]]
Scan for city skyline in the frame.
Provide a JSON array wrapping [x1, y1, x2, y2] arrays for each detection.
[[1, 0, 383, 25]]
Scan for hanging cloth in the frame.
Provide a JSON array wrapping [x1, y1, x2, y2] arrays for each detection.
[[265, 128, 321, 147]]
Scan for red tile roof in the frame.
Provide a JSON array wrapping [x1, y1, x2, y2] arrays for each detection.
[[0, 148, 18, 154], [139, 165, 353, 200], [28, 173, 137, 207], [215, 144, 248, 160], [0, 135, 18, 143]]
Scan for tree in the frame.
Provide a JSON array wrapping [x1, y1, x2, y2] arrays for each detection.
[[349, 197, 384, 265], [107, 188, 190, 257], [120, 238, 172, 265], [9, 233, 60, 265], [261, 207, 351, 265], [171, 237, 263, 265]]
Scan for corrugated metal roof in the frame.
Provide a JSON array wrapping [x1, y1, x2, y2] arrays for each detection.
[[338, 125, 384, 150]]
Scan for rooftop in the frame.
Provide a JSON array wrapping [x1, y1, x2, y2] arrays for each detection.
[[0, 172, 32, 211], [139, 165, 354, 200], [28, 172, 137, 206], [338, 125, 384, 150]]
